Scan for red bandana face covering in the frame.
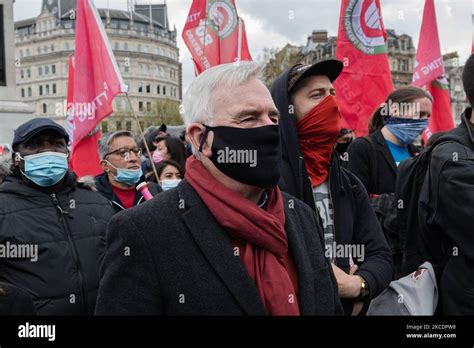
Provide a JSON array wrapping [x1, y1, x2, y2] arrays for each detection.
[[296, 95, 342, 187]]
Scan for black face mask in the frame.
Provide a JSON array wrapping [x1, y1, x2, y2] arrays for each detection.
[[199, 124, 281, 189]]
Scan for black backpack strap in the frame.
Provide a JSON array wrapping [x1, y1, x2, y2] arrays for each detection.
[[359, 136, 377, 193]]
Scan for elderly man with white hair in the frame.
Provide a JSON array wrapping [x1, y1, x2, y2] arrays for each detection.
[[95, 62, 343, 316]]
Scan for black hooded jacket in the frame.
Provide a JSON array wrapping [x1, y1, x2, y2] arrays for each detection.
[[271, 68, 393, 314], [95, 173, 162, 213], [0, 172, 114, 315], [419, 108, 474, 315]]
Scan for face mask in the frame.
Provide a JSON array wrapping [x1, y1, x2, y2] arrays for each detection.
[[106, 161, 142, 186], [296, 95, 342, 187], [385, 117, 428, 145], [18, 151, 68, 187], [199, 124, 281, 189], [152, 150, 164, 164], [160, 178, 181, 191]]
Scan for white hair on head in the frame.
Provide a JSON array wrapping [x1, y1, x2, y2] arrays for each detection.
[[182, 61, 264, 156], [182, 61, 264, 127]]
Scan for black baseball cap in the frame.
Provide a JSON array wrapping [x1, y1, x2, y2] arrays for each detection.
[[12, 118, 69, 150], [288, 59, 344, 93]]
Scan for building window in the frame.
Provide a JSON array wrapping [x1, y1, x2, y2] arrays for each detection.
[[114, 42, 120, 50], [116, 121, 122, 130], [138, 101, 144, 112], [163, 85, 166, 95], [123, 42, 128, 50], [52, 84, 56, 94], [146, 102, 151, 112], [146, 84, 151, 93], [45, 66, 50, 75], [42, 103, 47, 114], [21, 88, 25, 98], [126, 121, 132, 131], [52, 65, 56, 74], [124, 64, 129, 73], [27, 68, 31, 78], [45, 85, 50, 95], [51, 44, 54, 52], [28, 87, 32, 97], [102, 122, 108, 133], [39, 85, 43, 95], [38, 67, 43, 76], [19, 49, 23, 57], [138, 83, 143, 93], [116, 100, 122, 111], [157, 85, 161, 94], [20, 70, 24, 79]]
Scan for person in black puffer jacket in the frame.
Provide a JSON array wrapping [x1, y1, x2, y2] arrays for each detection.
[[0, 118, 114, 315]]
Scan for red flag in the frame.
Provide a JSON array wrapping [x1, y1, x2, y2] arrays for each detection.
[[182, 0, 252, 75], [69, 0, 127, 151], [67, 56, 103, 177], [334, 0, 394, 137], [412, 0, 454, 140]]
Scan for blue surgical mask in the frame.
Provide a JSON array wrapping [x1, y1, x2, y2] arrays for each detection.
[[160, 179, 181, 191], [385, 117, 428, 145], [18, 151, 69, 187], [106, 161, 142, 186]]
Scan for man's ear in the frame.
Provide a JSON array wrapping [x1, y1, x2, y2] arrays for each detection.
[[13, 152, 22, 166], [100, 160, 109, 173], [187, 123, 213, 158]]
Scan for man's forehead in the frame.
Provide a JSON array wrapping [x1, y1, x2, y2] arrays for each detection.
[[111, 135, 136, 147], [213, 78, 276, 111], [27, 130, 66, 144], [296, 74, 333, 91]]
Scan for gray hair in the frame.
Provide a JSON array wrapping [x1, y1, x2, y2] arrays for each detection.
[[98, 131, 134, 160], [182, 61, 265, 154]]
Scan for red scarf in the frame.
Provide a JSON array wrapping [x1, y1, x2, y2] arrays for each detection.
[[185, 156, 300, 315], [297, 95, 342, 187]]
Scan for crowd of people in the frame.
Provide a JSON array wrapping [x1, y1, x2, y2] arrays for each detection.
[[0, 54, 473, 316]]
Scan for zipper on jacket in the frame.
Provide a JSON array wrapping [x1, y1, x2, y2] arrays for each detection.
[[328, 170, 338, 267], [50, 193, 89, 314]]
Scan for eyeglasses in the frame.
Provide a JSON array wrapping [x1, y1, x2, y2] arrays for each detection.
[[105, 147, 142, 159]]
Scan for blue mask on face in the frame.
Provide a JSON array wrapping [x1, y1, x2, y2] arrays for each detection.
[[106, 161, 142, 186], [385, 117, 428, 145], [160, 179, 181, 191], [18, 151, 69, 187]]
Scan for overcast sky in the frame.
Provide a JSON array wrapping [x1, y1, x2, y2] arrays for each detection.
[[13, 0, 472, 92]]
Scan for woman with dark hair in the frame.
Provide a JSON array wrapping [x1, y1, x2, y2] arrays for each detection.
[[344, 86, 432, 279], [152, 136, 186, 174], [153, 160, 184, 191], [344, 86, 433, 195]]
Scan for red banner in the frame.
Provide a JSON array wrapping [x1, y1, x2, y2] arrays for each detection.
[[334, 0, 394, 137], [182, 0, 252, 75], [412, 0, 454, 140], [69, 0, 127, 151], [67, 55, 103, 178]]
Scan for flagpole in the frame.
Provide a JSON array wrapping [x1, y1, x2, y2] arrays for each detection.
[[237, 17, 242, 62], [125, 93, 159, 182], [58, 0, 61, 20]]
